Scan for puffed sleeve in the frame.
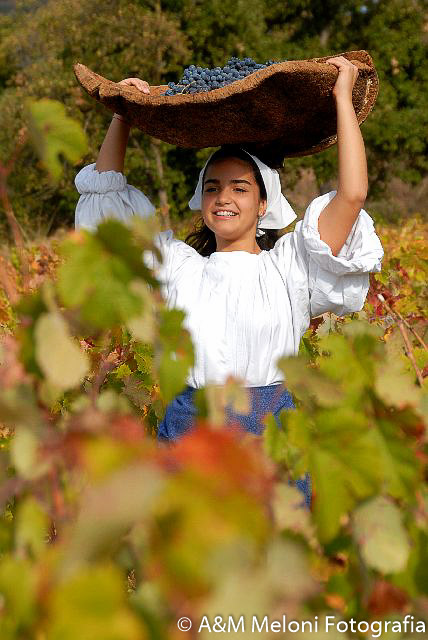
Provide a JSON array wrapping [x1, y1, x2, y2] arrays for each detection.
[[292, 190, 384, 318], [74, 162, 156, 231]]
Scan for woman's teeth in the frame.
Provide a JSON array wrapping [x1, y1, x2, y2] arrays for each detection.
[[214, 211, 238, 217]]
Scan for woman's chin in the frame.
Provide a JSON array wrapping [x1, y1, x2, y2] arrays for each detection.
[[206, 222, 239, 236], [213, 228, 241, 240]]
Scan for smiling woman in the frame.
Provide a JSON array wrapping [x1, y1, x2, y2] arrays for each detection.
[[185, 146, 272, 255], [185, 145, 297, 256], [74, 73, 385, 511]]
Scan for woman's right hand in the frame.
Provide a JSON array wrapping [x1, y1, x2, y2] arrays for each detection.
[[118, 77, 150, 95]]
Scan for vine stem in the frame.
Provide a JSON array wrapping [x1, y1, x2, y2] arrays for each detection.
[[0, 127, 28, 248], [0, 255, 19, 305], [0, 127, 32, 291], [0, 170, 25, 248], [397, 321, 424, 387], [179, 80, 197, 94], [378, 294, 424, 387], [378, 293, 427, 351]]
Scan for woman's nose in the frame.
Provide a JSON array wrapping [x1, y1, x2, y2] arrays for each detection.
[[215, 188, 232, 203]]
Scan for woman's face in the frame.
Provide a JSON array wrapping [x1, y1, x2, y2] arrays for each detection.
[[201, 157, 266, 241]]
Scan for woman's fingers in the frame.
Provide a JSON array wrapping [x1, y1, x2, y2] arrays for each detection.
[[324, 56, 359, 96], [138, 80, 151, 94], [325, 57, 347, 67], [325, 56, 358, 71], [325, 57, 359, 79], [118, 77, 150, 94]]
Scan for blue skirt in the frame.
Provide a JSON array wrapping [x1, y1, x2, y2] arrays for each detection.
[[157, 383, 311, 509]]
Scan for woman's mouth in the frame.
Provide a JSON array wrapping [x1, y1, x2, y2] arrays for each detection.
[[213, 210, 239, 218]]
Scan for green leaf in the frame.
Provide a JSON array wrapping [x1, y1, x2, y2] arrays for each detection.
[[47, 564, 142, 640], [287, 407, 382, 542], [15, 497, 49, 558], [0, 556, 37, 633], [0, 385, 42, 432], [96, 221, 159, 284], [392, 527, 428, 597], [61, 465, 165, 573], [35, 312, 90, 390], [121, 373, 151, 410], [272, 483, 316, 544], [278, 323, 384, 410], [96, 389, 132, 414], [414, 347, 428, 371], [340, 318, 384, 341], [277, 354, 344, 409], [263, 411, 302, 469], [157, 309, 194, 404], [10, 427, 50, 480], [113, 364, 132, 380], [126, 280, 157, 343], [265, 538, 318, 600], [26, 98, 88, 182], [352, 496, 411, 574], [367, 409, 421, 500], [375, 345, 423, 409], [317, 331, 380, 401], [158, 351, 193, 406], [57, 227, 155, 330]]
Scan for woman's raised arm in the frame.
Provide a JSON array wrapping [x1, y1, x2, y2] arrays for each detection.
[[95, 77, 150, 173], [316, 57, 369, 257], [74, 78, 155, 232]]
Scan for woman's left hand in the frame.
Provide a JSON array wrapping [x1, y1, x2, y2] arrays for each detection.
[[324, 56, 359, 100]]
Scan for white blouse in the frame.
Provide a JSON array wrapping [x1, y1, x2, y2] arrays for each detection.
[[75, 163, 384, 389]]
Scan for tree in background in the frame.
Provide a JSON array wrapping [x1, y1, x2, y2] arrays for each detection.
[[0, 0, 189, 236], [0, 0, 426, 238], [263, 0, 427, 207]]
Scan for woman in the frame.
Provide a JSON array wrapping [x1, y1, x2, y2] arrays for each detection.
[[74, 57, 384, 509]]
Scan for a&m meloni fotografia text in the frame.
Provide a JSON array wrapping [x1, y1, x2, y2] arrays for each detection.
[[195, 614, 426, 636]]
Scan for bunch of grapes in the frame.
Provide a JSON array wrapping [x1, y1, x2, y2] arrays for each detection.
[[161, 56, 287, 96]]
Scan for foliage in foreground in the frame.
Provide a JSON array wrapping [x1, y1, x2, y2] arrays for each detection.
[[0, 97, 427, 639], [0, 213, 426, 638]]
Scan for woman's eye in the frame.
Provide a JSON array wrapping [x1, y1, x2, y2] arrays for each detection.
[[204, 187, 246, 192]]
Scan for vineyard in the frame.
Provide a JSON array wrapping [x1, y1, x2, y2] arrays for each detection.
[[0, 88, 426, 638]]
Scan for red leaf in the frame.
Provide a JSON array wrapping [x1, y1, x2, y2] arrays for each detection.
[[367, 579, 408, 616], [158, 423, 276, 502]]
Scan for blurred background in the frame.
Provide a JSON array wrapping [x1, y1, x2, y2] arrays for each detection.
[[0, 0, 426, 238]]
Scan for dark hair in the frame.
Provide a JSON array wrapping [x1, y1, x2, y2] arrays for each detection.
[[185, 145, 281, 256]]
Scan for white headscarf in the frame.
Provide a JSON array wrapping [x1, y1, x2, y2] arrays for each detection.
[[188, 148, 297, 236]]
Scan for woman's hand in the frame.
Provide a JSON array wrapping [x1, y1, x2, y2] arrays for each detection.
[[324, 56, 359, 101], [118, 77, 151, 95]]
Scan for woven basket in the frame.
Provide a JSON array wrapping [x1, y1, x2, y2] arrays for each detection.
[[74, 50, 378, 168]]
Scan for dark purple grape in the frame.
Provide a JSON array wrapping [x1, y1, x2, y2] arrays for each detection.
[[161, 56, 288, 95]]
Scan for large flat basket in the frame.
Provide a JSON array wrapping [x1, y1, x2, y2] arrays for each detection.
[[74, 50, 378, 168]]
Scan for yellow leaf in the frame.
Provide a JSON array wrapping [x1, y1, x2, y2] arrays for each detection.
[[126, 280, 157, 343], [35, 312, 90, 391]]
